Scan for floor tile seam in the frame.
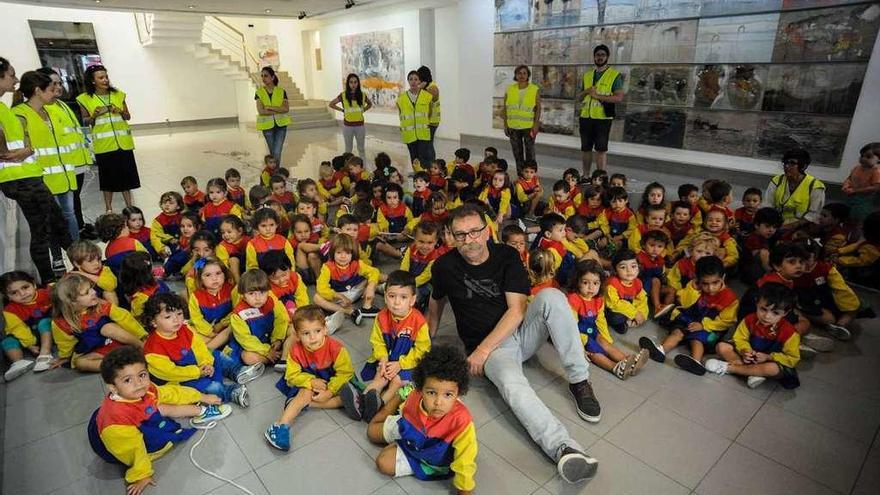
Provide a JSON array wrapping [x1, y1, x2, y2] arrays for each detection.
[[752, 400, 876, 447], [233, 410, 345, 472], [596, 396, 649, 441], [368, 480, 408, 495], [846, 423, 880, 495], [219, 421, 262, 472], [731, 441, 848, 494], [474, 439, 546, 489], [3, 418, 89, 453], [730, 379, 778, 442]]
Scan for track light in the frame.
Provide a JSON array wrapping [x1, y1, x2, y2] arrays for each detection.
[[298, 11, 307, 19], [345, 0, 356, 9]]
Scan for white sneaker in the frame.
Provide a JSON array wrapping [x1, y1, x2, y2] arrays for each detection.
[[33, 354, 53, 372], [704, 359, 729, 375], [746, 376, 767, 389], [4, 360, 35, 382], [802, 334, 834, 352], [325, 311, 345, 335], [236, 362, 265, 384]]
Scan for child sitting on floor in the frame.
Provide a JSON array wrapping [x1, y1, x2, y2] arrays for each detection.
[[528, 248, 561, 298], [502, 224, 529, 267], [150, 191, 184, 260], [314, 233, 380, 326], [599, 186, 637, 249], [187, 257, 236, 351], [245, 207, 297, 271], [604, 249, 648, 334], [201, 177, 244, 236], [118, 251, 171, 320], [515, 160, 543, 220], [637, 230, 675, 319], [225, 167, 247, 209], [734, 188, 761, 239], [400, 221, 444, 312], [547, 180, 576, 218], [67, 239, 120, 306], [1, 271, 54, 380], [740, 207, 783, 285], [833, 211, 880, 279], [794, 239, 860, 341], [217, 215, 249, 282], [229, 269, 290, 367], [123, 206, 157, 260], [180, 176, 206, 213], [96, 213, 148, 278], [814, 203, 849, 258], [668, 233, 719, 292]]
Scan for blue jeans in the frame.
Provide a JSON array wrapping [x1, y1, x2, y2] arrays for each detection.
[[182, 350, 242, 402], [262, 126, 288, 166], [54, 191, 79, 242]]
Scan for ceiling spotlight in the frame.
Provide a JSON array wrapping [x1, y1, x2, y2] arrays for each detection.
[[187, 4, 195, 9], [265, 9, 272, 13], [298, 11, 307, 19], [95, 0, 101, 3], [345, 0, 356, 9]]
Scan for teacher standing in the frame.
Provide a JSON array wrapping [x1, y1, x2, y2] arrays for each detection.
[[397, 70, 433, 168], [418, 65, 439, 165], [77, 64, 140, 214], [329, 73, 372, 158], [255, 66, 290, 166], [501, 65, 542, 176], [577, 44, 625, 176]]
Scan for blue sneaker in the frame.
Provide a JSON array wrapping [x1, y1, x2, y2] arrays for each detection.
[[191, 404, 232, 428], [265, 423, 291, 451]]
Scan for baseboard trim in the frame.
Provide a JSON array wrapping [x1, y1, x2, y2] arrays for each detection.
[[130, 117, 239, 132]]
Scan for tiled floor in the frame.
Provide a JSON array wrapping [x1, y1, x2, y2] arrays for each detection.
[[3, 124, 879, 495]]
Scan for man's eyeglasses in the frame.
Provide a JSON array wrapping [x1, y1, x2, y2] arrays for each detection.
[[451, 224, 487, 242]]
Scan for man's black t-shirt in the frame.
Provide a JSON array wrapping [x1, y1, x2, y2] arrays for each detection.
[[431, 244, 530, 352]]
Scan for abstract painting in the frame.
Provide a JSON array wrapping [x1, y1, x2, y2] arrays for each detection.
[[772, 4, 880, 62], [628, 65, 692, 107], [532, 28, 589, 64], [590, 24, 636, 63], [762, 63, 866, 115], [700, 0, 781, 16], [340, 28, 404, 112], [496, 0, 531, 31], [695, 13, 779, 63], [494, 67, 517, 98], [256, 35, 279, 68], [623, 105, 687, 148], [692, 64, 767, 110], [531, 0, 583, 28], [631, 20, 698, 63], [755, 114, 850, 167], [492, 98, 506, 130], [539, 100, 577, 135], [534, 65, 580, 99], [494, 32, 533, 65], [684, 109, 761, 156], [635, 0, 701, 21]]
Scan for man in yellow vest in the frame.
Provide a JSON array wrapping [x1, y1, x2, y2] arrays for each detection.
[[764, 147, 826, 230], [577, 45, 625, 178]]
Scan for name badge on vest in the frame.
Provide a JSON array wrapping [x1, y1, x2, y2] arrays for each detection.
[[238, 308, 263, 320]]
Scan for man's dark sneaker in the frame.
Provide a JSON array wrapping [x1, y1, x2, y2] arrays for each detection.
[[674, 354, 706, 376], [557, 445, 598, 483], [569, 379, 601, 423], [639, 337, 666, 363]]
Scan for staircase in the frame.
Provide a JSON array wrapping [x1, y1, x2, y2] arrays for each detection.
[[134, 12, 337, 129]]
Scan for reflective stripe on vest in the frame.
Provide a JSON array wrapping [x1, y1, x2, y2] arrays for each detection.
[[505, 83, 539, 130], [0, 102, 42, 182], [580, 67, 619, 120], [76, 91, 135, 153], [397, 90, 432, 144], [342, 94, 364, 123], [255, 87, 292, 130], [428, 82, 441, 126], [771, 174, 825, 223], [13, 103, 77, 194]]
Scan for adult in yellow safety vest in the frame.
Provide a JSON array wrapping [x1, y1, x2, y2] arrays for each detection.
[[329, 73, 373, 158], [764, 147, 826, 230], [397, 70, 433, 168], [77, 64, 140, 214], [500, 65, 542, 176], [255, 66, 291, 167], [577, 44, 625, 178], [418, 66, 440, 166], [0, 59, 72, 283]]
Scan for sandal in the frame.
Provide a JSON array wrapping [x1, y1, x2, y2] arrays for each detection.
[[630, 349, 650, 377], [612, 360, 629, 380]]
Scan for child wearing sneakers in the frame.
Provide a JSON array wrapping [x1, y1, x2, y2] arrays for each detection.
[[229, 269, 290, 366], [640, 256, 738, 375], [794, 239, 859, 342], [314, 233, 381, 325], [141, 293, 259, 408], [367, 345, 477, 494], [637, 230, 675, 319], [2, 271, 54, 381], [266, 305, 355, 451], [599, 186, 637, 248], [705, 283, 801, 389], [567, 260, 649, 381], [88, 346, 231, 495], [96, 213, 149, 277], [604, 249, 649, 334]]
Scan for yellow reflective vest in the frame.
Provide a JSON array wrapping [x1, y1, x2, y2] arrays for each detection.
[[580, 67, 620, 119], [505, 83, 540, 130], [397, 90, 432, 144], [47, 100, 93, 174], [771, 173, 825, 223], [255, 87, 291, 130], [0, 101, 41, 183], [13, 103, 77, 194], [76, 91, 135, 154], [427, 81, 441, 126], [342, 93, 364, 123]]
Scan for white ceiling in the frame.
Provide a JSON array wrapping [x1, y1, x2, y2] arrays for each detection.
[[5, 0, 398, 18]]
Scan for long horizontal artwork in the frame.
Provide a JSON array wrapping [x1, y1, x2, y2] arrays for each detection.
[[755, 114, 851, 167], [692, 64, 767, 110]]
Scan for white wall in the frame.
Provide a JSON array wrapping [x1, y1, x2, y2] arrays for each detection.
[[0, 3, 237, 124], [432, 4, 460, 141]]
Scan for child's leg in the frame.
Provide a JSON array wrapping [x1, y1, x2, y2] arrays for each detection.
[[660, 328, 685, 352], [72, 353, 104, 372], [306, 253, 323, 279], [364, 375, 390, 394], [39, 328, 53, 356], [278, 388, 312, 425], [3, 346, 25, 363], [206, 326, 231, 350], [688, 339, 706, 361], [362, 280, 377, 309], [294, 248, 310, 272], [650, 277, 662, 308], [715, 342, 743, 364], [374, 240, 403, 259], [157, 403, 202, 417], [100, 323, 144, 348], [380, 376, 405, 404], [586, 351, 618, 373], [375, 444, 399, 476], [660, 286, 675, 306], [309, 392, 343, 409], [837, 311, 856, 328], [605, 310, 629, 334], [368, 394, 404, 444], [241, 350, 270, 365], [598, 338, 629, 363], [313, 293, 351, 315], [280, 325, 296, 362], [794, 312, 811, 335], [725, 361, 783, 378], [758, 249, 771, 272]]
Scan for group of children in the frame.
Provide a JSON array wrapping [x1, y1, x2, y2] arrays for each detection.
[[2, 142, 878, 495]]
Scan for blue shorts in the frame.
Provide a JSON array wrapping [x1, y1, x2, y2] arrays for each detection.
[[584, 336, 607, 357], [682, 329, 720, 346]]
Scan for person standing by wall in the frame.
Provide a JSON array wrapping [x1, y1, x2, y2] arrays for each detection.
[[329, 73, 372, 158], [397, 70, 433, 168], [77, 64, 140, 214], [0, 58, 71, 283], [418, 66, 440, 166], [255, 66, 290, 167], [501, 65, 541, 176], [577, 45, 625, 177]]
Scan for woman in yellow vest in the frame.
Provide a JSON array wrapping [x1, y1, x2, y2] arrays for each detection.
[[76, 65, 140, 214], [500, 65, 542, 176], [764, 147, 826, 230], [329, 73, 372, 158], [255, 66, 290, 167], [417, 66, 440, 165], [397, 70, 433, 168], [0, 59, 72, 282]]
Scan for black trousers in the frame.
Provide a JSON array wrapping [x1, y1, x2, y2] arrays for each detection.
[[508, 128, 536, 176], [73, 172, 85, 228], [0, 177, 72, 283]]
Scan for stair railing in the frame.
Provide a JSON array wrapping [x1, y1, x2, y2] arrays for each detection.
[[203, 16, 262, 84], [133, 12, 153, 45]]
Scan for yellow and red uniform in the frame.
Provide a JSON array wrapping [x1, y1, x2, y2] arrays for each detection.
[[227, 185, 247, 208], [229, 295, 289, 359], [183, 190, 206, 212], [276, 336, 354, 398], [188, 282, 237, 338], [150, 211, 182, 254], [105, 236, 147, 275], [52, 300, 146, 366], [599, 207, 637, 239], [362, 308, 430, 382], [377, 203, 414, 234], [245, 234, 296, 271], [2, 287, 52, 349], [733, 313, 800, 369], [548, 196, 576, 219], [316, 260, 380, 301], [567, 292, 613, 355], [201, 199, 243, 234], [269, 271, 310, 318]]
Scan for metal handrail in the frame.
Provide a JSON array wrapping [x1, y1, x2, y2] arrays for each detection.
[[204, 16, 263, 83], [133, 12, 153, 44]]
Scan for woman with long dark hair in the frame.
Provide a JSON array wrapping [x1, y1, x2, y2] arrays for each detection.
[[329, 73, 373, 157], [255, 66, 290, 166], [76, 64, 140, 213]]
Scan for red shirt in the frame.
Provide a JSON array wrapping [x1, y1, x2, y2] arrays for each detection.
[[757, 272, 794, 289], [636, 250, 665, 270], [184, 191, 206, 208], [530, 279, 559, 297]]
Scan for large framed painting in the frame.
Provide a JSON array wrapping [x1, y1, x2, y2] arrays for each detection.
[[340, 28, 404, 112]]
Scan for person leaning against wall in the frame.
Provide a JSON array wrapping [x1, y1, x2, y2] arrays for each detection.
[[577, 44, 625, 178], [255, 66, 291, 167], [501, 64, 542, 176], [76, 64, 140, 214], [329, 73, 373, 158]]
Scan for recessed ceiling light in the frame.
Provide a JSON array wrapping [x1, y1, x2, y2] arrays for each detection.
[[265, 9, 272, 13], [95, 0, 101, 3], [187, 4, 196, 9]]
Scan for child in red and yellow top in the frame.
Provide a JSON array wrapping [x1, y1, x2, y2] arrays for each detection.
[[664, 201, 695, 253], [259, 154, 279, 188], [599, 186, 637, 246], [502, 224, 529, 268], [270, 174, 297, 213], [667, 234, 718, 291], [245, 208, 297, 271], [680, 207, 738, 269], [734, 188, 762, 238], [295, 199, 327, 243], [1, 271, 53, 380], [123, 206, 157, 260], [515, 161, 543, 219], [150, 191, 184, 258], [229, 270, 290, 366], [547, 180, 576, 219], [604, 249, 649, 335], [96, 212, 149, 278], [479, 170, 513, 225], [537, 213, 577, 285], [794, 239, 860, 341], [225, 168, 247, 209], [527, 248, 561, 301], [377, 183, 414, 236], [216, 215, 250, 282], [636, 230, 675, 317], [635, 182, 668, 225], [68, 239, 120, 306], [400, 222, 443, 312], [314, 233, 381, 324], [180, 176, 206, 212], [201, 177, 244, 236], [188, 257, 237, 351], [118, 251, 171, 321], [317, 161, 344, 203], [628, 204, 672, 253]]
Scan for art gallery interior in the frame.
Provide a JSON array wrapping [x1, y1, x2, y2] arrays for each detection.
[[0, 1, 879, 494]]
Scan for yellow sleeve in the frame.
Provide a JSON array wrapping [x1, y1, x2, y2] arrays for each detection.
[[96, 266, 118, 292], [51, 321, 77, 359], [318, 200, 328, 217], [515, 183, 528, 203], [376, 209, 389, 233], [674, 231, 697, 258], [185, 274, 196, 296], [667, 264, 683, 291], [145, 351, 201, 383], [261, 170, 271, 188], [405, 215, 421, 233], [824, 233, 846, 256], [3, 311, 37, 348], [215, 246, 230, 267], [624, 215, 638, 239], [190, 329, 215, 366], [722, 238, 739, 268], [701, 298, 739, 332], [399, 248, 411, 272], [450, 422, 478, 492], [245, 243, 258, 271], [827, 267, 860, 312], [187, 293, 214, 337], [598, 212, 610, 238], [773, 332, 801, 369], [595, 302, 613, 345], [134, 240, 148, 253], [316, 265, 336, 300], [109, 305, 147, 340], [130, 292, 148, 320], [283, 241, 297, 269], [327, 346, 355, 394], [358, 262, 381, 284], [149, 219, 170, 253], [284, 356, 315, 390], [572, 192, 583, 207], [604, 285, 636, 319], [398, 322, 431, 369], [293, 276, 310, 308], [230, 312, 270, 355], [498, 189, 511, 216], [99, 424, 155, 483], [271, 298, 290, 343], [415, 260, 434, 288], [731, 320, 752, 354], [368, 318, 388, 361], [230, 204, 243, 219], [676, 283, 701, 309], [405, 207, 414, 224], [628, 228, 642, 253], [634, 288, 649, 318]]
